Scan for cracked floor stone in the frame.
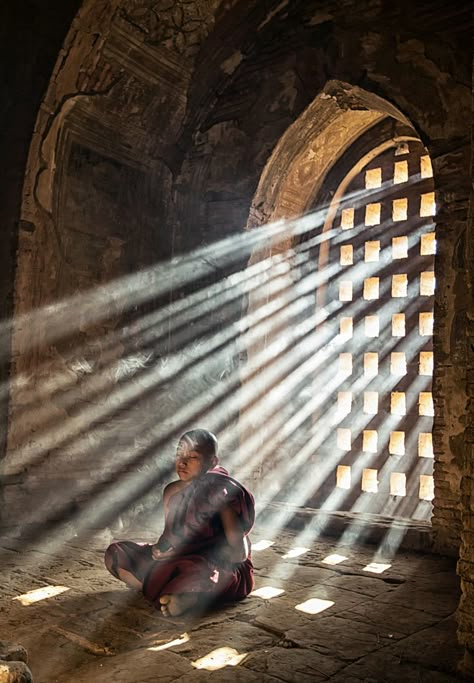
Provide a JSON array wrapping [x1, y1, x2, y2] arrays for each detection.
[[0, 526, 464, 682]]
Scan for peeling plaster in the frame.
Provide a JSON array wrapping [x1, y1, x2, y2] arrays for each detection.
[[221, 50, 243, 75], [269, 70, 298, 113], [308, 10, 334, 26], [36, 98, 79, 213]]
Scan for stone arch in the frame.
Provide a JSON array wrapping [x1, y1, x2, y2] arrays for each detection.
[[247, 80, 411, 229]]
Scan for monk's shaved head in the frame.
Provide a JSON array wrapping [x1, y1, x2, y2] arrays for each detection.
[[178, 429, 218, 465]]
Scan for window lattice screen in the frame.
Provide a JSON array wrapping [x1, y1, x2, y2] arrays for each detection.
[[314, 141, 435, 520]]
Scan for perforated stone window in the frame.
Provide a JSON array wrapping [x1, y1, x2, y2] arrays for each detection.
[[313, 139, 435, 519]]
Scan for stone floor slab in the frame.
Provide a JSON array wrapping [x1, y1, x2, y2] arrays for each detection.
[[375, 583, 461, 618], [284, 614, 402, 661], [343, 598, 441, 635], [330, 650, 462, 683], [62, 647, 193, 683], [325, 572, 400, 597], [383, 615, 463, 674], [242, 645, 344, 682]]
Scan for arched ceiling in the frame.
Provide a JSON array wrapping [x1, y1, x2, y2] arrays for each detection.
[[247, 81, 416, 227], [119, 0, 223, 59], [15, 0, 472, 260], [23, 0, 471, 200]]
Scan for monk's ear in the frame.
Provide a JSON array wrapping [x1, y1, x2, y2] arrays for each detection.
[[210, 455, 218, 469]]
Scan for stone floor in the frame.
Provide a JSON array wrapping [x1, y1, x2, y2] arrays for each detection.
[[0, 524, 466, 682]]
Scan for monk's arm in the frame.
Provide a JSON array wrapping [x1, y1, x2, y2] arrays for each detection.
[[151, 481, 181, 559], [220, 504, 249, 563]]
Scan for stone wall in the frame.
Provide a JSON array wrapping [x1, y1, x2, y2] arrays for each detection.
[[0, 0, 81, 508], [2, 0, 236, 538], [454, 56, 474, 675]]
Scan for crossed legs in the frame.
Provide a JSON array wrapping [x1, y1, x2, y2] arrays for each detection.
[[105, 543, 204, 617]]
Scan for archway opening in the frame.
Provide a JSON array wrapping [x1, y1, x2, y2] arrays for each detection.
[[242, 82, 436, 528]]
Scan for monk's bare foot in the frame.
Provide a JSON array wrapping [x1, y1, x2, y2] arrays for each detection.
[[159, 593, 198, 617]]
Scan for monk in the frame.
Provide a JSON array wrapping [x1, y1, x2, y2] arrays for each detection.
[[104, 429, 255, 617]]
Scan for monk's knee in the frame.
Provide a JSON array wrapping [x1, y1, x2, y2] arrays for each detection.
[[104, 543, 120, 577]]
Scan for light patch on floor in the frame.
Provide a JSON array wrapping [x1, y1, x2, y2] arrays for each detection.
[[295, 598, 334, 614], [282, 547, 310, 559], [321, 553, 348, 565], [363, 562, 391, 573], [250, 586, 285, 599], [147, 633, 190, 651], [13, 585, 70, 605], [192, 646, 248, 670]]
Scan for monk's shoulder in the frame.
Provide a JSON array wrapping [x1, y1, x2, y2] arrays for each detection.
[[206, 471, 248, 495], [204, 472, 240, 502]]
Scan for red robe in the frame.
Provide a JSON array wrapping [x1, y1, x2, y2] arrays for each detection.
[[104, 467, 255, 610]]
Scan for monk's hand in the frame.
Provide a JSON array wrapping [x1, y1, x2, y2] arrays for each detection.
[[220, 544, 240, 566], [151, 545, 174, 560]]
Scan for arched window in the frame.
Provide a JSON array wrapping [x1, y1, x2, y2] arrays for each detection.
[[310, 137, 435, 520]]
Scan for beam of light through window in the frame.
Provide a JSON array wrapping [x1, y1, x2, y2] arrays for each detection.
[[252, 540, 275, 551]]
